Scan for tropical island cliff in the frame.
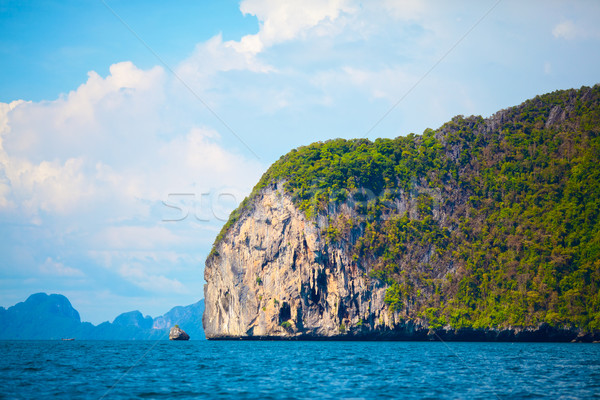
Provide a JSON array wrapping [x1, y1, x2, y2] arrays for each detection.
[[203, 85, 600, 342]]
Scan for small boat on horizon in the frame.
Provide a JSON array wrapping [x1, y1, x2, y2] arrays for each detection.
[[61, 338, 75, 341]]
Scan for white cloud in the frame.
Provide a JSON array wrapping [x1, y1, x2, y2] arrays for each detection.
[[0, 56, 264, 312], [3, 62, 165, 162], [0, 61, 167, 218], [118, 262, 189, 294], [95, 226, 183, 251], [0, 100, 25, 136], [311, 66, 419, 103], [552, 19, 600, 40], [174, 0, 358, 97], [176, 34, 274, 91], [0, 61, 264, 221], [344, 66, 416, 100], [553, 20, 577, 39], [40, 257, 84, 277], [3, 157, 96, 216], [230, 0, 356, 54], [380, 0, 427, 21]]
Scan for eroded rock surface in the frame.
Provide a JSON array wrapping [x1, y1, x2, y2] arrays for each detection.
[[169, 326, 190, 340], [203, 183, 425, 339]]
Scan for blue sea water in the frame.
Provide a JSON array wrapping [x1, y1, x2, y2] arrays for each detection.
[[1, 341, 599, 399]]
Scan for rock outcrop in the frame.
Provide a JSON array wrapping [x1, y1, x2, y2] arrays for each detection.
[[153, 300, 205, 340], [169, 326, 190, 340], [204, 183, 381, 338]]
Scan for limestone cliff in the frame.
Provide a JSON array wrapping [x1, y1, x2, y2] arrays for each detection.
[[203, 86, 600, 341], [203, 182, 422, 339]]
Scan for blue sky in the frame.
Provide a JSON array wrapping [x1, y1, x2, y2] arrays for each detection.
[[1, 0, 599, 324]]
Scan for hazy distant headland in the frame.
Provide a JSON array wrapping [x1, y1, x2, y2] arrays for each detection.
[[0, 293, 204, 340]]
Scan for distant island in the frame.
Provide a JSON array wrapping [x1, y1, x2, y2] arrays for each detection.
[[0, 293, 204, 340], [203, 85, 600, 342]]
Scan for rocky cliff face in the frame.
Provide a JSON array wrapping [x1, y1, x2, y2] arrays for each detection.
[[203, 182, 446, 339]]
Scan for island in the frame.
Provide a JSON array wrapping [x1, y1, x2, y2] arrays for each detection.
[[203, 85, 600, 342]]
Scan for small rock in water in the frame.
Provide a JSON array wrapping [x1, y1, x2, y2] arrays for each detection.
[[169, 326, 190, 341]]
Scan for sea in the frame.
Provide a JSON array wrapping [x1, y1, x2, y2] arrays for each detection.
[[1, 341, 599, 399]]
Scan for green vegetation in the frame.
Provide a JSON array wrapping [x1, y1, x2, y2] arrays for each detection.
[[213, 85, 600, 333], [280, 321, 292, 329], [384, 283, 404, 312]]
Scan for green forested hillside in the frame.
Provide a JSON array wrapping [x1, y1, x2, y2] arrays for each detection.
[[216, 85, 600, 332]]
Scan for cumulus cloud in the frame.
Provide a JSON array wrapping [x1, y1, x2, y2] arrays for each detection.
[[175, 0, 359, 99], [230, 0, 356, 54], [0, 58, 264, 309], [0, 61, 263, 221], [0, 62, 164, 218], [3, 62, 165, 163], [158, 127, 261, 189], [176, 34, 275, 91]]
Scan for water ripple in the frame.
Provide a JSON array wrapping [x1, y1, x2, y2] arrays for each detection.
[[0, 341, 599, 399]]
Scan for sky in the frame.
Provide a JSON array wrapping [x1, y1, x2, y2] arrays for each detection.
[[1, 0, 599, 324]]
